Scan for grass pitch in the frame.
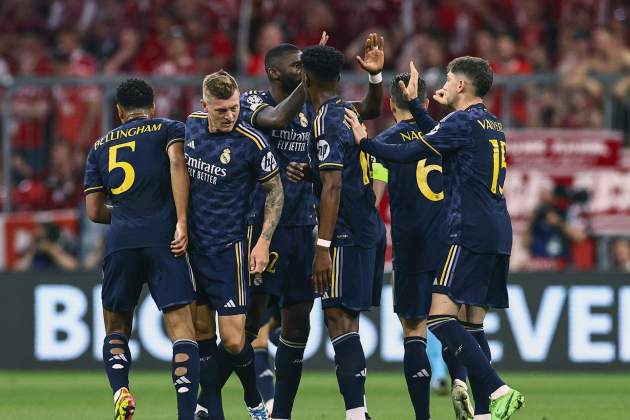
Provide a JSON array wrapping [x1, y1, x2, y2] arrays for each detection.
[[0, 370, 626, 419]]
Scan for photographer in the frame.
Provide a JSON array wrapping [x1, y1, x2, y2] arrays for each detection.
[[16, 222, 79, 271], [525, 186, 589, 268]]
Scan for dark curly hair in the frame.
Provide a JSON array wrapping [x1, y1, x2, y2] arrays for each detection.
[[116, 78, 154, 110], [301, 45, 344, 83], [390, 73, 426, 109], [447, 56, 493, 98]]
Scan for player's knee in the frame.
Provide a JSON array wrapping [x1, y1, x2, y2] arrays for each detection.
[[401, 318, 427, 338], [219, 330, 245, 354], [324, 309, 358, 337]]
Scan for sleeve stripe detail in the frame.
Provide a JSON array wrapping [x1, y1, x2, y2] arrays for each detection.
[[319, 162, 343, 169], [189, 114, 207, 119], [250, 103, 271, 126], [235, 126, 265, 150], [259, 168, 279, 182], [313, 104, 328, 138], [419, 133, 441, 157], [166, 137, 184, 150], [84, 186, 105, 193]]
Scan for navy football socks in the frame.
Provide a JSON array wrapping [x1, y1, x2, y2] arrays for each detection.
[[403, 336, 431, 420], [220, 342, 263, 408], [254, 348, 275, 403], [271, 337, 307, 418], [463, 322, 492, 415], [427, 316, 504, 399], [172, 339, 200, 420], [197, 337, 225, 419], [332, 332, 366, 410], [103, 333, 131, 394]]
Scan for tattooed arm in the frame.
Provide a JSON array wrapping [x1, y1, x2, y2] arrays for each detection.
[[249, 173, 284, 274]]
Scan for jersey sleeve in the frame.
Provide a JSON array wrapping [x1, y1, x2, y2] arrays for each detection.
[[372, 161, 389, 183], [240, 91, 270, 127], [314, 111, 344, 171], [83, 147, 105, 195], [360, 112, 472, 163], [408, 98, 438, 133], [166, 120, 185, 150]]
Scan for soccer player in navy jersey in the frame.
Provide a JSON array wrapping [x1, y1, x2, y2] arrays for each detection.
[[346, 58, 525, 420], [185, 70, 283, 420], [236, 32, 384, 419], [84, 79, 198, 420], [297, 45, 381, 420]]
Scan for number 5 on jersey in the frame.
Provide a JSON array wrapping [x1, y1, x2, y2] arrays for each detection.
[[109, 141, 136, 195]]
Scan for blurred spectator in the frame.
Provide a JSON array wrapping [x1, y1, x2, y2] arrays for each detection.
[[46, 142, 82, 210], [524, 186, 589, 268], [15, 222, 79, 270], [611, 238, 630, 272], [243, 22, 285, 76]]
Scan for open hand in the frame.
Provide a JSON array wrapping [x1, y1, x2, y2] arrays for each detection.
[[319, 31, 329, 46], [344, 108, 368, 145], [398, 60, 420, 101], [356, 33, 384, 75]]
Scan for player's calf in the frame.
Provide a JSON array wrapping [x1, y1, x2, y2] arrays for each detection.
[[400, 318, 431, 420]]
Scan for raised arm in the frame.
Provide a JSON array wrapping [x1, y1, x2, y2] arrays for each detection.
[[399, 61, 438, 133], [253, 84, 307, 129], [167, 141, 189, 257], [313, 170, 341, 294], [250, 173, 284, 274], [351, 33, 384, 120]]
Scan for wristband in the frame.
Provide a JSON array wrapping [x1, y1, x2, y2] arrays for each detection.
[[368, 72, 382, 84], [316, 238, 331, 248]]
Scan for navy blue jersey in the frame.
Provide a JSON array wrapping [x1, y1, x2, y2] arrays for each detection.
[[83, 117, 184, 257], [309, 97, 379, 248], [240, 90, 317, 227], [185, 112, 279, 255], [374, 119, 449, 270], [360, 100, 512, 255]]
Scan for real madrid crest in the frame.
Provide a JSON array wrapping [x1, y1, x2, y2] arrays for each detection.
[[298, 112, 308, 128], [220, 148, 231, 164]]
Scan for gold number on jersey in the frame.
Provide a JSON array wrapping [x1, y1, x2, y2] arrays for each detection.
[[266, 251, 280, 273], [359, 151, 372, 185], [108, 141, 136, 195], [416, 158, 444, 201], [489, 139, 507, 195]]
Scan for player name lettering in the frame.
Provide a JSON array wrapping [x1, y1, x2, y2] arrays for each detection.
[[477, 119, 504, 132], [400, 130, 423, 142], [93, 123, 163, 150]]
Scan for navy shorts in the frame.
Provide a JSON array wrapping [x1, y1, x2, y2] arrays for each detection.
[[102, 247, 195, 312], [189, 241, 249, 316], [393, 270, 434, 320], [248, 224, 315, 307], [372, 219, 387, 307], [433, 244, 510, 309], [321, 245, 376, 313]]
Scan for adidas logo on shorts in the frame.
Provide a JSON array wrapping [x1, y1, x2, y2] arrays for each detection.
[[224, 300, 236, 308]]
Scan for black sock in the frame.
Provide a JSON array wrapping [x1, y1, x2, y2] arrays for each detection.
[[442, 345, 467, 384], [271, 337, 307, 419], [254, 348, 275, 402], [464, 322, 491, 415], [172, 339, 200, 420], [197, 337, 225, 419], [103, 333, 131, 394], [403, 337, 431, 420], [220, 342, 262, 408], [427, 316, 504, 399], [332, 332, 366, 410]]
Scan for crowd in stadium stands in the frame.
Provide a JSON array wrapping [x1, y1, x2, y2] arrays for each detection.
[[0, 0, 628, 271]]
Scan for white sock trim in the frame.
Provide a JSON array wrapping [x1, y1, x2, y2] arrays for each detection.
[[345, 406, 366, 420]]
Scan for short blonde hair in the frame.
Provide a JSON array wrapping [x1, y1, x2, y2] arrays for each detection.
[[203, 70, 238, 100]]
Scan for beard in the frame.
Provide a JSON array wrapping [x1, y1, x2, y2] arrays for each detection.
[[280, 76, 301, 94]]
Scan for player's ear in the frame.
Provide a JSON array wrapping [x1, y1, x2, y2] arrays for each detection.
[[423, 98, 430, 110], [267, 66, 279, 81], [200, 98, 209, 113], [115, 104, 125, 123], [388, 98, 395, 114], [149, 103, 156, 118]]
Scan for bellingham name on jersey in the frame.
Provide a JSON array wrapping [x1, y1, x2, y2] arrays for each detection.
[[83, 117, 184, 256], [240, 89, 316, 227], [360, 99, 512, 255], [185, 112, 279, 255]]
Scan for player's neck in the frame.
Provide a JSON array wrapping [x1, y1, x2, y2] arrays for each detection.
[[311, 89, 337, 110], [269, 83, 289, 103], [393, 109, 413, 123], [454, 96, 483, 111], [122, 111, 150, 123]]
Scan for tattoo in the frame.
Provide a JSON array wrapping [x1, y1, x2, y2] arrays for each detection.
[[261, 174, 284, 241]]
